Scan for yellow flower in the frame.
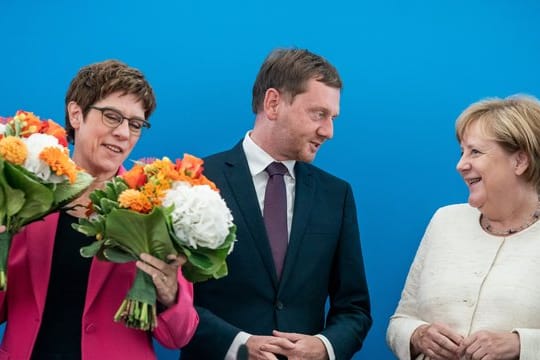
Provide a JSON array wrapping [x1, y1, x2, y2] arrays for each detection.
[[141, 180, 169, 207], [145, 157, 178, 180], [39, 147, 78, 183], [118, 189, 153, 213], [0, 136, 27, 165]]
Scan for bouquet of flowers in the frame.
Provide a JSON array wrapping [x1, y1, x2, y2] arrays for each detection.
[[0, 110, 94, 290], [73, 155, 236, 330]]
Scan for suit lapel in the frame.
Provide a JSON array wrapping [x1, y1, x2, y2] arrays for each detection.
[[223, 144, 279, 286], [279, 163, 315, 288], [27, 213, 59, 315], [83, 257, 115, 314]]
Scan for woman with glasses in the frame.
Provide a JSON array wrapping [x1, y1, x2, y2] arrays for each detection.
[[0, 60, 199, 359]]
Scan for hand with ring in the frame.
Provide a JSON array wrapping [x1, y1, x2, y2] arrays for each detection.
[[136, 252, 187, 308]]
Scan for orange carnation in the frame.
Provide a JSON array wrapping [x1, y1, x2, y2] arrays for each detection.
[[141, 179, 170, 207], [39, 147, 78, 183], [118, 189, 153, 213], [0, 136, 27, 165]]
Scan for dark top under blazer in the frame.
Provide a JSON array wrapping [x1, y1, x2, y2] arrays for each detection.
[[181, 142, 372, 360]]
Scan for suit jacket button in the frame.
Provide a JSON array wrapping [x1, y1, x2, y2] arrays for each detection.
[[85, 323, 96, 333], [275, 301, 284, 310]]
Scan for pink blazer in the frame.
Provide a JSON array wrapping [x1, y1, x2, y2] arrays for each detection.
[[0, 212, 199, 360]]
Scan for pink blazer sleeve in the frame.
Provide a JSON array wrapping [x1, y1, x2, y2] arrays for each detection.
[[152, 268, 199, 348]]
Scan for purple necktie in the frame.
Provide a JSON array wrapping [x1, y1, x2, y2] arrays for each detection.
[[263, 162, 288, 278]]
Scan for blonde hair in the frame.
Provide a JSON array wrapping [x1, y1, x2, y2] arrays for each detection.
[[456, 95, 540, 192]]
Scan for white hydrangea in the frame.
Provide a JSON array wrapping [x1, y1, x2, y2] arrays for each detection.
[[0, 123, 5, 135], [163, 182, 234, 250], [22, 133, 66, 184]]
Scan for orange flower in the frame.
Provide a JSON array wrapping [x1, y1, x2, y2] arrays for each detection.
[[14, 110, 42, 137], [43, 120, 68, 147], [122, 164, 147, 189], [174, 173, 218, 191], [176, 154, 204, 178], [0, 136, 27, 165], [192, 174, 218, 191], [39, 147, 78, 183], [141, 178, 170, 207], [118, 189, 153, 213]]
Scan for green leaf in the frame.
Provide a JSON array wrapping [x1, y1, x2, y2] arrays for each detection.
[[168, 222, 236, 283], [213, 262, 228, 279], [80, 240, 104, 258], [99, 198, 120, 214], [3, 162, 54, 221], [104, 178, 128, 200], [103, 247, 138, 263], [181, 264, 213, 282], [0, 231, 13, 289], [89, 188, 108, 205], [72, 218, 99, 237], [0, 161, 25, 219], [53, 171, 94, 205], [105, 207, 175, 261], [185, 250, 214, 269]]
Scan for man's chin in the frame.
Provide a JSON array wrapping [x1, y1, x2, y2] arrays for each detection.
[[299, 153, 317, 163]]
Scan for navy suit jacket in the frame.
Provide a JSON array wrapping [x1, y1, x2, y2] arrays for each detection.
[[182, 142, 372, 359]]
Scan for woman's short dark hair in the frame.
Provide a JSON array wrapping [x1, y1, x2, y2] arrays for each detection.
[[64, 59, 156, 143]]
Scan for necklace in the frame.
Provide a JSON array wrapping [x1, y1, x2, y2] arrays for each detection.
[[481, 203, 540, 236]]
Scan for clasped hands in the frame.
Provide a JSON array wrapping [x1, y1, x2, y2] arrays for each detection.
[[411, 323, 520, 360], [246, 330, 329, 360]]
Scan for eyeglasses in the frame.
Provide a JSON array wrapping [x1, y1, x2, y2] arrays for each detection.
[[89, 105, 151, 135]]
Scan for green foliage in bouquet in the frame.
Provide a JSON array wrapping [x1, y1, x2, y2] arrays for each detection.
[[0, 111, 94, 290], [73, 156, 237, 331]]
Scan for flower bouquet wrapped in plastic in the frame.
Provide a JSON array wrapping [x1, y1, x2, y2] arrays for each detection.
[[0, 110, 94, 290], [73, 154, 236, 330]]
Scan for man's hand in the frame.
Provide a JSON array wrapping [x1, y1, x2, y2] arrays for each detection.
[[246, 335, 292, 360], [259, 330, 329, 360]]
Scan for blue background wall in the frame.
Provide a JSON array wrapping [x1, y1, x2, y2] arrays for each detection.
[[2, 1, 540, 358]]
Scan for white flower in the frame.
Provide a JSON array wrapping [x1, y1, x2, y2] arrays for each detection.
[[0, 123, 5, 135], [163, 182, 234, 250], [22, 133, 66, 184]]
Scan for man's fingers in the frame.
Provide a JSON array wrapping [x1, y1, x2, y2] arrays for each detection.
[[272, 330, 303, 342], [263, 337, 295, 350]]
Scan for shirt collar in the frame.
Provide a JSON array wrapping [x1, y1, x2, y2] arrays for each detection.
[[242, 131, 296, 179]]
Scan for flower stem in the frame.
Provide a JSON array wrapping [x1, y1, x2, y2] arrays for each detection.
[[0, 231, 12, 291], [114, 269, 157, 331]]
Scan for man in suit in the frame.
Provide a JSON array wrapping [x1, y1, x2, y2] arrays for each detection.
[[182, 48, 372, 360]]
